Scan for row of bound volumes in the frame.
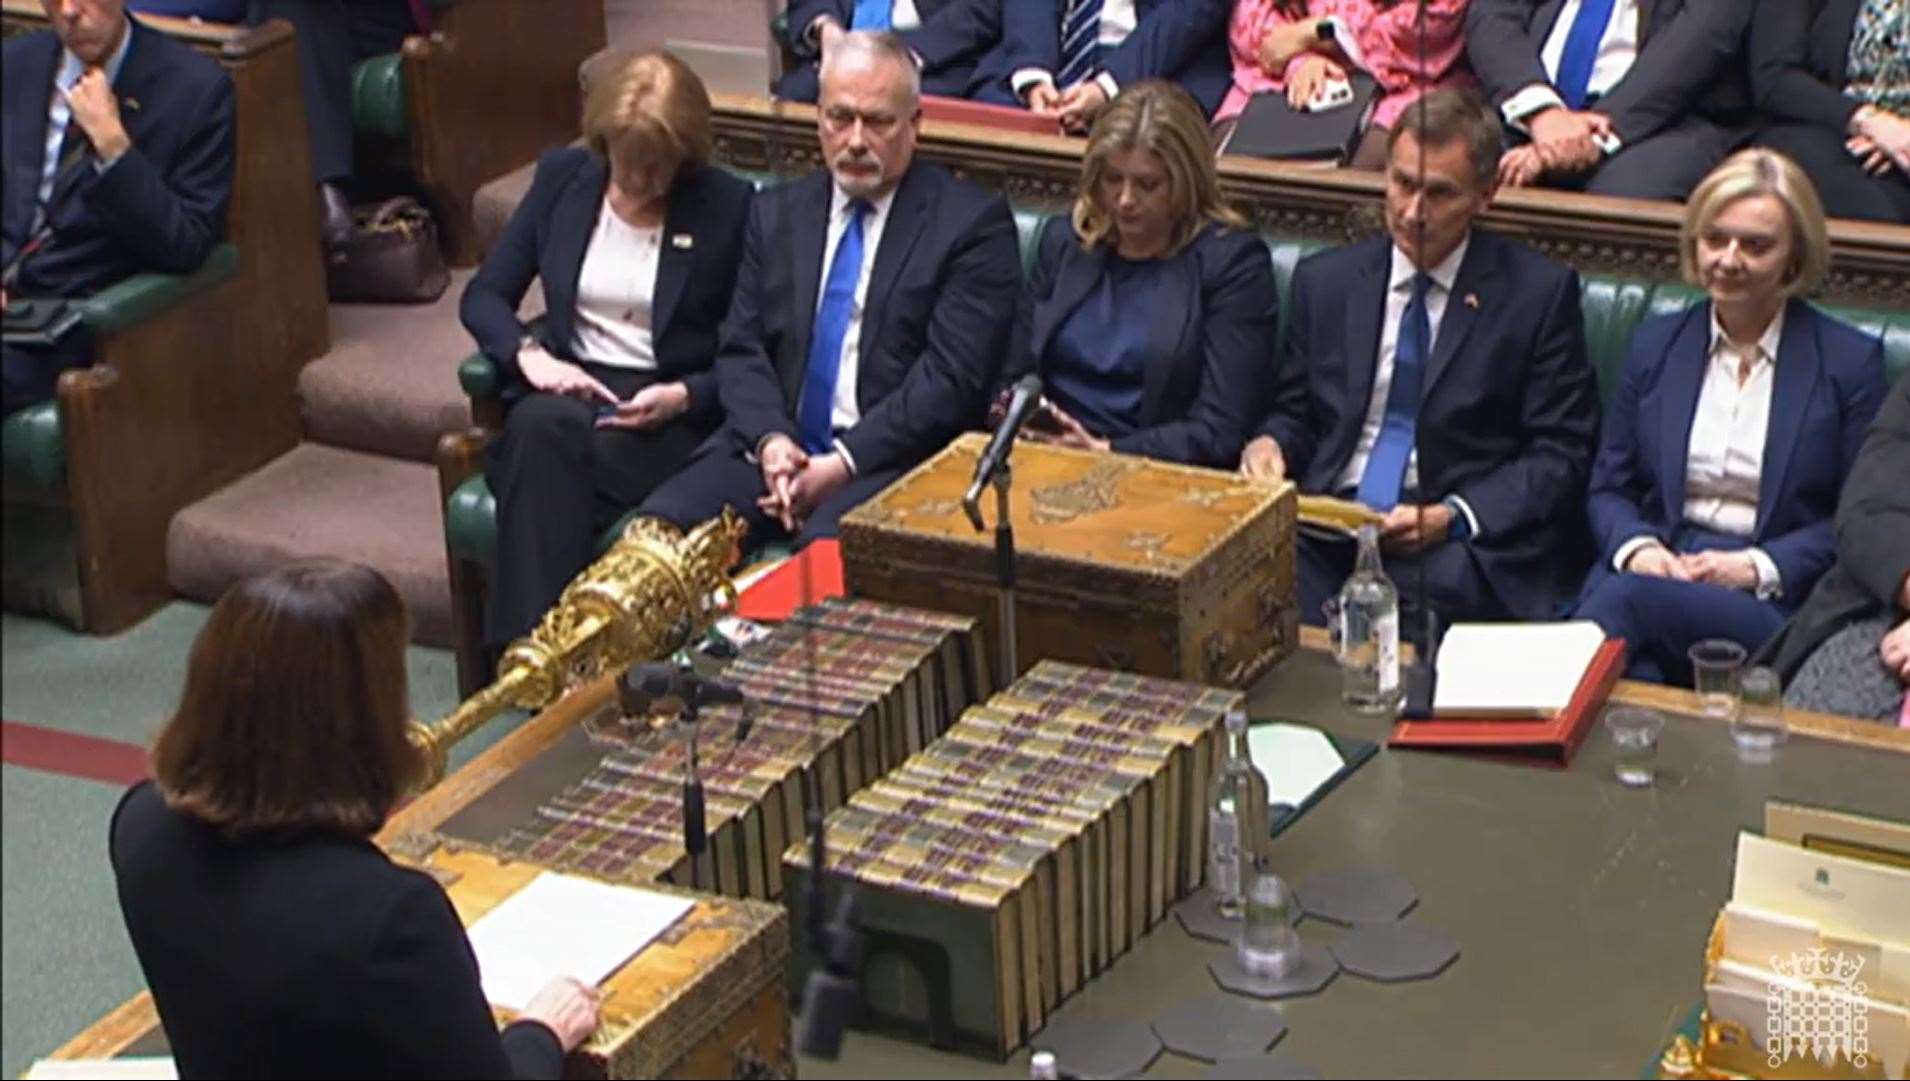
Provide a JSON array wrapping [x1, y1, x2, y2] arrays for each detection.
[[784, 660, 1245, 1057]]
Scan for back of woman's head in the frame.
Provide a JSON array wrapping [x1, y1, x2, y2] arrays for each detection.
[[153, 560, 423, 839]]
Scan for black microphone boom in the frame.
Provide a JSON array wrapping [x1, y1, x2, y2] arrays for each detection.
[[963, 373, 1044, 527]]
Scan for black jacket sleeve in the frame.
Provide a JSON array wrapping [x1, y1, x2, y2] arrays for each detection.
[[362, 873, 566, 1079], [1836, 373, 1910, 611], [1749, 0, 1861, 132], [460, 150, 586, 375], [84, 66, 235, 273], [1592, 0, 1752, 145]]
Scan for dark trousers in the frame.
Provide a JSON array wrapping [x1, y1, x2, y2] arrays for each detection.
[[1550, 115, 1746, 201], [2, 333, 92, 418], [247, 0, 415, 185], [1758, 121, 1910, 225], [1296, 530, 1510, 649], [483, 365, 707, 648], [1569, 524, 1790, 685], [638, 434, 906, 552]]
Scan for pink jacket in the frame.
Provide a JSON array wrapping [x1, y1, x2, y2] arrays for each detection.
[[1217, 0, 1475, 130]]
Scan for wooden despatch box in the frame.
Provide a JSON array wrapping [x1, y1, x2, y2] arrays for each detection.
[[839, 434, 1299, 687]]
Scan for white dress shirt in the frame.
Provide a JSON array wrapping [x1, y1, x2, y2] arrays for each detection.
[[1011, 0, 1138, 100], [571, 199, 662, 370], [1613, 308, 1785, 598], [1334, 237, 1482, 537], [1500, 0, 1639, 145], [811, 182, 898, 472], [38, 18, 135, 210]]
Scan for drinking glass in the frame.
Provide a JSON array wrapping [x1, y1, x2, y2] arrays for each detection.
[[1605, 708, 1665, 787], [1688, 639, 1747, 719], [1732, 666, 1788, 755]]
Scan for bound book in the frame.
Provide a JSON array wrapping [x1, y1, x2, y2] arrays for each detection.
[[1386, 638, 1626, 767]]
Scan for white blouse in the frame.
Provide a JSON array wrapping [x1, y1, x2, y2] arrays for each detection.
[[571, 198, 663, 370]]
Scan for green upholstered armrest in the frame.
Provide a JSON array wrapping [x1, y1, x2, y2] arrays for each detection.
[[460, 351, 502, 402], [352, 52, 406, 139], [1, 400, 65, 489], [73, 244, 238, 337], [1822, 306, 1910, 387], [445, 473, 497, 566]]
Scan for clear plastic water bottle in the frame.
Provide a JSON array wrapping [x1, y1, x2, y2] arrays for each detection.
[[1333, 524, 1401, 715], [1029, 1050, 1059, 1079], [1207, 709, 1265, 916], [1237, 864, 1302, 977]]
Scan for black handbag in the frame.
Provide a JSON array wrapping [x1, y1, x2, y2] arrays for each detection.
[[1225, 73, 1381, 163], [324, 197, 449, 303]]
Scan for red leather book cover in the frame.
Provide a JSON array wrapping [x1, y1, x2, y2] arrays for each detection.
[[1387, 638, 1628, 768], [733, 539, 845, 623]]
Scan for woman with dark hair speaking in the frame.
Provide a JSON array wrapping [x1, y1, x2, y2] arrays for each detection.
[[109, 560, 599, 1078]]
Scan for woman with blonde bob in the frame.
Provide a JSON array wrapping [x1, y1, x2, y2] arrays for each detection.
[[1571, 149, 1887, 685], [462, 50, 754, 662], [111, 560, 600, 1077], [1012, 81, 1277, 467]]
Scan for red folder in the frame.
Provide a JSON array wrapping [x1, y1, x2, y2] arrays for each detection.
[[1386, 638, 1628, 768], [921, 95, 1068, 137], [733, 539, 845, 622]]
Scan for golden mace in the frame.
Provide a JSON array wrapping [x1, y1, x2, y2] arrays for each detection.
[[407, 510, 748, 783]]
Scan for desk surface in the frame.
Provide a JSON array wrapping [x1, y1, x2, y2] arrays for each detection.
[[53, 637, 1910, 1078]]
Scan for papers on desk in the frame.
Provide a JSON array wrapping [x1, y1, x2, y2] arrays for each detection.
[[1433, 621, 1607, 717], [466, 871, 693, 1012], [1247, 722, 1349, 810], [23, 1059, 176, 1079]]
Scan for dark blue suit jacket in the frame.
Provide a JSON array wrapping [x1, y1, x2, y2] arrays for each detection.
[[783, 0, 1002, 98], [460, 148, 754, 422], [2, 18, 234, 298], [1258, 229, 1601, 618], [1018, 215, 1275, 467], [978, 0, 1232, 116], [717, 162, 1021, 476], [1586, 299, 1887, 608]]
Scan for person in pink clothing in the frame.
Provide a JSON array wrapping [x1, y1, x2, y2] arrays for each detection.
[[1218, 0, 1474, 169]]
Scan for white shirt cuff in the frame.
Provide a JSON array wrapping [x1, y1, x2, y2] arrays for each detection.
[[1748, 547, 1783, 600], [832, 438, 858, 476], [1094, 71, 1120, 100], [1447, 495, 1481, 541], [1501, 84, 1566, 134], [1011, 67, 1055, 99], [1613, 535, 1662, 573]]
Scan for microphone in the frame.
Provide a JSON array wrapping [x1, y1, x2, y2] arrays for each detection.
[[964, 374, 1044, 528], [617, 663, 749, 738]]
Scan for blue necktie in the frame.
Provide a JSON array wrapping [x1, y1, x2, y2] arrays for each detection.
[[1554, 0, 1618, 111], [1057, 0, 1105, 91], [799, 200, 870, 455], [1357, 273, 1433, 511], [851, 0, 892, 30]]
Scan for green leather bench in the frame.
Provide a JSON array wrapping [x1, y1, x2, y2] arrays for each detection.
[[435, 196, 1910, 692]]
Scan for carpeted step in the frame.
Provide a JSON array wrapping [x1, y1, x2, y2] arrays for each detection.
[[166, 443, 455, 647]]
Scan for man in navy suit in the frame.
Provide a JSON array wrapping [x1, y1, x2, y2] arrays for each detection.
[[2, 0, 236, 416], [971, 0, 1231, 128], [1242, 89, 1601, 637], [640, 30, 1021, 549], [777, 0, 1002, 103], [1467, 0, 1753, 201]]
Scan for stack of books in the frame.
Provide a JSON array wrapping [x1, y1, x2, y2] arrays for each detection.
[[785, 661, 1245, 1056], [489, 597, 989, 900]]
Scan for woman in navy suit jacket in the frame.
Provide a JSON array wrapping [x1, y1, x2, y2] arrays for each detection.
[[1014, 81, 1276, 469], [461, 51, 752, 653], [1573, 150, 1887, 684]]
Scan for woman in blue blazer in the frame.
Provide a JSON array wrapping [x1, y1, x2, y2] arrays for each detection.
[[461, 51, 752, 653], [1013, 81, 1276, 469], [1573, 150, 1887, 685]]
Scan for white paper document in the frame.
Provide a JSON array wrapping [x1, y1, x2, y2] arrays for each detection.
[[466, 871, 694, 1012], [1433, 620, 1607, 716], [1246, 722, 1347, 810], [23, 1059, 176, 1080]]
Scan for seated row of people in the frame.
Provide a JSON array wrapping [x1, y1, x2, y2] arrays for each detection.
[[469, 38, 1894, 709], [777, 0, 1910, 219]]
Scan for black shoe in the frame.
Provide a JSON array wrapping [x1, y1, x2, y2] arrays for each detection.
[[319, 182, 354, 249]]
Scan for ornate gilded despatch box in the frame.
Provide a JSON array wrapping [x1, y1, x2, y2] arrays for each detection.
[[839, 434, 1299, 686]]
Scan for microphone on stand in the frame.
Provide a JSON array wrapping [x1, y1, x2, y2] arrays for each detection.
[[1399, 0, 1440, 721], [964, 374, 1044, 530]]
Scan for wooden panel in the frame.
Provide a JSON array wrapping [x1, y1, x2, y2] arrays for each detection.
[[708, 94, 1910, 308], [436, 427, 494, 697]]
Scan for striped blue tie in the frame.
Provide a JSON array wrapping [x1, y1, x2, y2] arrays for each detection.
[[1554, 0, 1617, 110], [799, 200, 870, 455], [1057, 0, 1105, 91], [1357, 273, 1433, 511], [850, 0, 892, 30]]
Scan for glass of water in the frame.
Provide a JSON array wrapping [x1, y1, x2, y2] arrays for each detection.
[[1687, 639, 1747, 719], [1732, 666, 1788, 755], [1605, 708, 1664, 786]]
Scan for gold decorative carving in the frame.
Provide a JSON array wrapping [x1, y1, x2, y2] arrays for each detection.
[[1029, 459, 1138, 525]]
